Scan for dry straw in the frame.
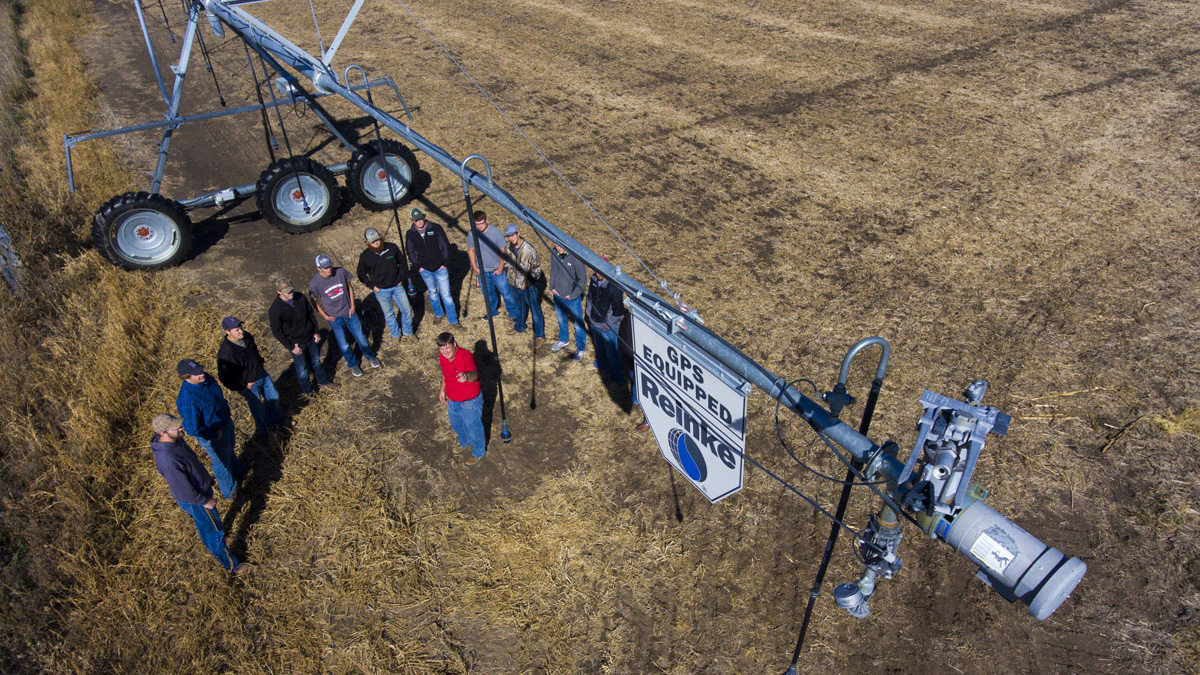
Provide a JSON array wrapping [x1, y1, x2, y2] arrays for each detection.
[[4, 0, 1200, 672]]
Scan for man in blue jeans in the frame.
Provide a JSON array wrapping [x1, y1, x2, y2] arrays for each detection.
[[587, 268, 626, 384], [503, 223, 545, 349], [176, 358, 245, 499], [438, 332, 487, 465], [466, 210, 515, 320], [406, 207, 459, 325], [310, 253, 382, 377], [548, 242, 587, 360], [217, 316, 284, 438], [150, 413, 252, 574], [356, 227, 415, 343], [269, 277, 338, 396]]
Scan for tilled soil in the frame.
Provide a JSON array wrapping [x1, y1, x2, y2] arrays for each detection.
[[78, 0, 1200, 672]]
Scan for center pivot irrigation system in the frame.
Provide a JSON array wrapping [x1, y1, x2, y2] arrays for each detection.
[[66, 0, 1086, 662]]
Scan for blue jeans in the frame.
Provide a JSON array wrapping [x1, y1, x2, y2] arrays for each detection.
[[511, 285, 545, 338], [553, 295, 586, 351], [330, 313, 374, 368], [237, 374, 285, 435], [591, 325, 623, 382], [290, 340, 330, 394], [178, 499, 238, 570], [374, 285, 413, 338], [481, 269, 516, 318], [192, 419, 244, 499], [419, 267, 458, 324], [447, 392, 486, 458]]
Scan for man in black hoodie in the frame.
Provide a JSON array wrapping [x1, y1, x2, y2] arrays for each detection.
[[405, 207, 459, 325], [217, 316, 284, 438], [268, 277, 337, 396], [150, 414, 251, 574], [587, 267, 626, 384], [357, 227, 414, 342]]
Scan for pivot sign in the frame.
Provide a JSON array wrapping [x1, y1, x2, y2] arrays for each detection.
[[633, 314, 748, 503]]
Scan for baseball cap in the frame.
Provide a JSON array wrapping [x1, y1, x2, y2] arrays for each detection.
[[151, 413, 183, 435], [176, 359, 204, 377], [220, 316, 242, 331], [504, 224, 519, 236], [275, 277, 294, 294], [410, 207, 425, 221], [364, 228, 381, 243], [315, 254, 333, 268]]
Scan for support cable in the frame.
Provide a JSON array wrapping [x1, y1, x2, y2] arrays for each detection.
[[392, 0, 682, 305], [307, 0, 326, 57]]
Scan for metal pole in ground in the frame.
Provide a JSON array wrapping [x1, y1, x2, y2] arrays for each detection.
[[784, 337, 890, 674], [460, 155, 511, 442]]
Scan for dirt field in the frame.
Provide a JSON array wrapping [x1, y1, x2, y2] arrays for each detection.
[[20, 0, 1200, 671]]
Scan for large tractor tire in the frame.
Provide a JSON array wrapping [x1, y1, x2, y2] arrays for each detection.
[[92, 192, 193, 270], [256, 157, 341, 234], [345, 139, 419, 212]]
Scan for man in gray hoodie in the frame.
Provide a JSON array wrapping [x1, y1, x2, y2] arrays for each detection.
[[548, 242, 587, 359], [149, 414, 251, 574]]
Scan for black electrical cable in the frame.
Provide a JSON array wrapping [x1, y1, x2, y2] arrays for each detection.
[[357, 69, 405, 242], [850, 535, 868, 566], [242, 41, 277, 163], [721, 439, 887, 557], [152, 0, 176, 43], [253, 43, 312, 213], [810, 426, 925, 530], [254, 47, 295, 157], [774, 379, 890, 487], [195, 23, 226, 107]]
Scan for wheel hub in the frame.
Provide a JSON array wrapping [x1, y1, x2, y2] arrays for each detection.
[[361, 155, 412, 204], [272, 172, 329, 224], [114, 208, 181, 264]]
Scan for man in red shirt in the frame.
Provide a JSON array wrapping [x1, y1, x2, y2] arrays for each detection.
[[437, 332, 487, 465]]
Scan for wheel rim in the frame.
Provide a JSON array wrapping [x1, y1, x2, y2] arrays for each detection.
[[359, 154, 412, 205], [113, 209, 182, 264], [272, 173, 331, 225]]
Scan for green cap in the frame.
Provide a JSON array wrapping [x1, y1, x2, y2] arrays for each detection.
[[410, 207, 425, 221]]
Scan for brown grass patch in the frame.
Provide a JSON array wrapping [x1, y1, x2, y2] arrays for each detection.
[[4, 0, 1200, 673]]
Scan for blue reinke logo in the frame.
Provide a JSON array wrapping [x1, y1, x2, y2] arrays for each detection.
[[668, 429, 707, 482]]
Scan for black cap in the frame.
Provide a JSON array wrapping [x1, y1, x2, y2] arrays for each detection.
[[176, 359, 204, 376]]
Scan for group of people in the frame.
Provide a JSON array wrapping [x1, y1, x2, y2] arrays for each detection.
[[150, 207, 645, 573]]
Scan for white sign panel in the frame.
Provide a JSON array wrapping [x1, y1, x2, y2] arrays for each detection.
[[633, 314, 748, 503]]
